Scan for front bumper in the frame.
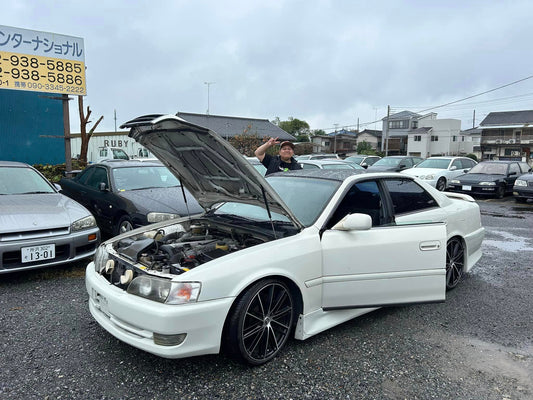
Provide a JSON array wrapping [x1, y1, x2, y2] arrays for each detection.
[[513, 188, 533, 199], [449, 184, 500, 196], [0, 227, 100, 273], [86, 263, 235, 359]]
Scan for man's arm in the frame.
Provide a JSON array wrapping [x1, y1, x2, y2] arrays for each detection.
[[254, 137, 279, 162]]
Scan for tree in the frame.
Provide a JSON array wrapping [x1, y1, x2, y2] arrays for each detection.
[[78, 95, 104, 164], [274, 117, 310, 142], [356, 141, 376, 155]]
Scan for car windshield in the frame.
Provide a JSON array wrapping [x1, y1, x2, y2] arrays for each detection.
[[112, 166, 181, 191], [213, 176, 340, 227], [468, 163, 508, 175], [415, 159, 451, 169], [373, 157, 401, 166], [322, 163, 355, 170], [0, 166, 55, 195]]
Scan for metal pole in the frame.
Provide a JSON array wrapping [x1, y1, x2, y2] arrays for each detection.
[[204, 81, 215, 115], [62, 94, 72, 173], [384, 105, 390, 156]]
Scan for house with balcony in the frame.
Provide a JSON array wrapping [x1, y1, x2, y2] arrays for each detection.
[[381, 111, 437, 154], [311, 129, 358, 155], [479, 110, 533, 162], [406, 118, 466, 158]]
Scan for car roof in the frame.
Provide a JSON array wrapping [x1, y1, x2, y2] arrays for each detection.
[[478, 160, 519, 164], [0, 161, 31, 168], [267, 168, 362, 182], [91, 160, 163, 168], [299, 159, 349, 165]]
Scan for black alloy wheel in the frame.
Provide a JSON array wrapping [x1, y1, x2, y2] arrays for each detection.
[[436, 177, 447, 191], [446, 237, 464, 290], [226, 279, 294, 365]]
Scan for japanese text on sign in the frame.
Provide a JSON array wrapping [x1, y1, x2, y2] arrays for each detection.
[[0, 25, 86, 95]]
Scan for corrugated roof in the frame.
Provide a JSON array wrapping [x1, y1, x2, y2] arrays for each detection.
[[480, 110, 533, 126], [176, 112, 296, 140]]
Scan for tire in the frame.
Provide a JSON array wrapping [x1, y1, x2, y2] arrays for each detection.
[[515, 197, 526, 203], [114, 215, 133, 236], [436, 177, 446, 191], [496, 185, 505, 199], [446, 237, 464, 290], [225, 279, 294, 365]]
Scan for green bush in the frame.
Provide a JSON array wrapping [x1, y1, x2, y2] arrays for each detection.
[[33, 160, 86, 183]]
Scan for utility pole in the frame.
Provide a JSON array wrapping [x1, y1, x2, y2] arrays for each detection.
[[204, 81, 215, 115], [384, 105, 390, 156], [333, 123, 339, 154], [473, 110, 476, 129]]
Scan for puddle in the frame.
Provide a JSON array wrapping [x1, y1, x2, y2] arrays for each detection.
[[483, 230, 533, 252]]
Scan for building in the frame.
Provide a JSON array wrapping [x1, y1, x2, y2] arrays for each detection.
[[479, 110, 533, 162], [176, 112, 295, 141], [311, 129, 358, 155], [406, 118, 463, 157], [355, 129, 382, 151]]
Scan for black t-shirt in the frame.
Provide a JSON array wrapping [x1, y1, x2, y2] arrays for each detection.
[[261, 154, 302, 175]]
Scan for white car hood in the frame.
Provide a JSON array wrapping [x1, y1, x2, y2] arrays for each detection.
[[0, 193, 87, 233], [121, 114, 303, 229]]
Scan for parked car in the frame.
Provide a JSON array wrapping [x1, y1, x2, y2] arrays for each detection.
[[366, 156, 424, 172], [85, 114, 484, 365], [513, 171, 533, 203], [449, 160, 531, 198], [296, 153, 340, 160], [244, 156, 267, 176], [343, 155, 381, 169], [298, 159, 364, 171], [95, 147, 130, 163], [59, 160, 203, 237], [402, 156, 477, 191], [0, 161, 100, 274]]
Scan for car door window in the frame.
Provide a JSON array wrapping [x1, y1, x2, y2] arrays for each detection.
[[75, 167, 94, 185], [86, 167, 109, 189], [508, 163, 520, 176], [384, 178, 437, 215], [451, 159, 462, 170], [328, 180, 387, 227]]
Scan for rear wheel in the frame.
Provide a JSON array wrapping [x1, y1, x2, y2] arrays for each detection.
[[446, 237, 464, 290], [436, 177, 446, 191], [225, 279, 294, 365]]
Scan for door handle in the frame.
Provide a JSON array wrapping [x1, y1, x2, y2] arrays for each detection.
[[419, 241, 441, 251]]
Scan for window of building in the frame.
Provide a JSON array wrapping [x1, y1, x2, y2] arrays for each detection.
[[461, 136, 465, 142], [412, 121, 418, 129], [414, 135, 421, 142], [431, 136, 439, 142], [452, 136, 457, 142], [388, 120, 408, 129]]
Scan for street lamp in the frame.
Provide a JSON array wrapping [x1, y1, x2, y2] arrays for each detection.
[[204, 81, 215, 115]]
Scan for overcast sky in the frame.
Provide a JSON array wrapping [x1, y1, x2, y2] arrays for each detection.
[[4, 0, 533, 134]]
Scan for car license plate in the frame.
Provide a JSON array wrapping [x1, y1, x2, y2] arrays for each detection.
[[462, 185, 472, 191], [21, 244, 55, 263]]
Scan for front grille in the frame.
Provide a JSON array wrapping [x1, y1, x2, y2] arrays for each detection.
[[1, 244, 70, 270], [0, 227, 70, 242]]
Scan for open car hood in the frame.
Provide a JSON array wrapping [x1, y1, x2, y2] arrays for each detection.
[[121, 114, 303, 230]]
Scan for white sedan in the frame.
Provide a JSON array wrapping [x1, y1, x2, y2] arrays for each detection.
[[402, 156, 477, 191], [86, 115, 485, 365]]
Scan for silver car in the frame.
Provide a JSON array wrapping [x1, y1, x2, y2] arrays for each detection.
[[0, 161, 100, 273]]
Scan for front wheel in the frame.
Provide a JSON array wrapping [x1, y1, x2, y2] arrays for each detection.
[[114, 215, 133, 236], [496, 185, 505, 199], [446, 237, 465, 290], [225, 279, 294, 365], [436, 177, 447, 191]]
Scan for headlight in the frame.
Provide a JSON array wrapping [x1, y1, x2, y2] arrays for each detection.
[[71, 215, 97, 232], [147, 212, 180, 223], [514, 179, 527, 187], [93, 244, 110, 273], [451, 179, 460, 184], [127, 276, 201, 304], [479, 181, 496, 186], [420, 174, 435, 180]]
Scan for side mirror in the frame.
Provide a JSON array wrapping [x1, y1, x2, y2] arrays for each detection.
[[508, 171, 517, 176], [333, 213, 372, 231], [98, 182, 108, 191], [450, 166, 457, 171], [361, 162, 368, 168]]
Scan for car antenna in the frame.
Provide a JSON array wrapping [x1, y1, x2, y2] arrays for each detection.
[[260, 185, 277, 239]]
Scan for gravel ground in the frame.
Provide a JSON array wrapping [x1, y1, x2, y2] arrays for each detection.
[[1, 197, 532, 400]]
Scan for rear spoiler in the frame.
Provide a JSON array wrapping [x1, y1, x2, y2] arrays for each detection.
[[444, 192, 476, 202]]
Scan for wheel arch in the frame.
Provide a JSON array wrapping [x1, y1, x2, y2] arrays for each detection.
[[221, 274, 304, 345]]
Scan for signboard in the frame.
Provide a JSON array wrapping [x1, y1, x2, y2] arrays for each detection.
[[0, 25, 86, 95]]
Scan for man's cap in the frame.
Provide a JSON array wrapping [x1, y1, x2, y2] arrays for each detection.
[[279, 141, 295, 149]]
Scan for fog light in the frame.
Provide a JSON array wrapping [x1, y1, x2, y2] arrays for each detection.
[[153, 332, 187, 346]]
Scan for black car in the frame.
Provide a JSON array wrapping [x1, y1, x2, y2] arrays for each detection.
[[449, 160, 531, 198], [59, 160, 203, 237], [513, 171, 533, 202], [366, 156, 424, 172]]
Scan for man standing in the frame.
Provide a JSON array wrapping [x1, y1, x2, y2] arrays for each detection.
[[254, 137, 302, 176]]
